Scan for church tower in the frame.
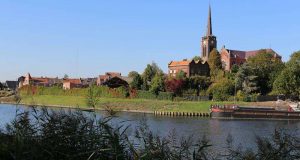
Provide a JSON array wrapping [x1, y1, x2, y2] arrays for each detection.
[[201, 5, 217, 62]]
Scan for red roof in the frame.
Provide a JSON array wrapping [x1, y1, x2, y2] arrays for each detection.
[[225, 49, 281, 60], [63, 79, 82, 84], [168, 60, 191, 67]]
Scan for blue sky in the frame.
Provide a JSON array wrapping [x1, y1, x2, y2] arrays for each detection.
[[0, 0, 299, 81]]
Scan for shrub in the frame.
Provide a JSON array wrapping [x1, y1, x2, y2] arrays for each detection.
[[208, 79, 235, 101]]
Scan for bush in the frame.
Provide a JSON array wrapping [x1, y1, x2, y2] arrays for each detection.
[[20, 86, 130, 98], [208, 79, 235, 101], [157, 92, 174, 100]]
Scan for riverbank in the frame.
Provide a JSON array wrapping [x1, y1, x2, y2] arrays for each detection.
[[9, 95, 286, 114]]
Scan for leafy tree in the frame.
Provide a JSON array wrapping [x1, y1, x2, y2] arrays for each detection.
[[130, 73, 143, 90], [149, 72, 165, 95], [165, 78, 185, 95], [86, 85, 99, 109], [141, 62, 163, 90], [207, 49, 222, 80], [235, 64, 259, 94], [273, 51, 300, 97], [63, 74, 69, 79], [128, 71, 139, 78], [246, 49, 284, 94], [176, 70, 187, 79], [230, 64, 239, 74], [208, 78, 235, 101], [193, 56, 201, 62], [188, 76, 211, 96], [0, 82, 3, 90]]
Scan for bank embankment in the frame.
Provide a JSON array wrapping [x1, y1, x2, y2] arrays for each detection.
[[15, 95, 283, 114]]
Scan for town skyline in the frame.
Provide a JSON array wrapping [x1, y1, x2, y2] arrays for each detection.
[[1, 0, 300, 81]]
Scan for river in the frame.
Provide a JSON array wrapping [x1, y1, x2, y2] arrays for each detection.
[[1, 104, 300, 150]]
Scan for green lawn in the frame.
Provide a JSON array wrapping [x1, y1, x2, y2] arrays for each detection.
[[20, 95, 249, 113]]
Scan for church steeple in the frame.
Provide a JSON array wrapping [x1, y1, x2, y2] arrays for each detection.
[[207, 5, 212, 36], [201, 4, 217, 62]]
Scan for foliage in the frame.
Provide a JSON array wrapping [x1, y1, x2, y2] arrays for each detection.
[[208, 78, 235, 101], [207, 48, 222, 80], [0, 108, 215, 160], [165, 78, 185, 95], [188, 76, 211, 91], [86, 85, 99, 108], [245, 49, 285, 95], [223, 129, 300, 160], [192, 56, 201, 62], [129, 73, 143, 90], [135, 90, 173, 101], [141, 62, 163, 91], [19, 86, 129, 99], [273, 51, 300, 97], [128, 71, 139, 78], [176, 70, 187, 79], [149, 72, 165, 95], [63, 74, 69, 79]]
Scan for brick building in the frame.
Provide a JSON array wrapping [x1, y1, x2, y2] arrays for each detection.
[[220, 46, 282, 71], [18, 73, 62, 88], [168, 59, 210, 77], [168, 5, 214, 78]]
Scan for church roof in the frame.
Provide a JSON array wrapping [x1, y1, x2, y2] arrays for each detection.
[[224, 48, 281, 59]]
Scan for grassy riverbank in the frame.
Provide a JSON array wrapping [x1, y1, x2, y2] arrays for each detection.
[[19, 95, 252, 113]]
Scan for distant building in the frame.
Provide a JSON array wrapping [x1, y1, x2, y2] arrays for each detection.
[[220, 46, 282, 71], [168, 5, 214, 78], [201, 5, 217, 62], [63, 79, 83, 90], [168, 59, 210, 77], [18, 73, 62, 88], [97, 72, 132, 88], [4, 81, 18, 91]]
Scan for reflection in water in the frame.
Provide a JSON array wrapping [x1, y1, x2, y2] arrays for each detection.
[[1, 104, 300, 150]]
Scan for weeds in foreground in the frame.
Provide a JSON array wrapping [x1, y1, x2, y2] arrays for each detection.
[[0, 107, 300, 160]]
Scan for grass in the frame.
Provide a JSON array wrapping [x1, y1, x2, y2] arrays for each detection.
[[20, 95, 250, 113]]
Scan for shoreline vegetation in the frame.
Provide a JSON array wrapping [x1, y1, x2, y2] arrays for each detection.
[[1, 94, 287, 114], [1, 104, 300, 159]]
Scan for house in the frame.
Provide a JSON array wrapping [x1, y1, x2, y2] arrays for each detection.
[[102, 77, 129, 88], [220, 46, 282, 71], [97, 72, 132, 88], [168, 59, 210, 78], [4, 81, 18, 91], [63, 78, 84, 90], [97, 72, 121, 86], [18, 73, 62, 88]]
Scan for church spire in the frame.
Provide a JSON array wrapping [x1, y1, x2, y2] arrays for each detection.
[[206, 5, 212, 36]]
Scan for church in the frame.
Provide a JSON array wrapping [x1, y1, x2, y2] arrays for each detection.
[[168, 5, 282, 77]]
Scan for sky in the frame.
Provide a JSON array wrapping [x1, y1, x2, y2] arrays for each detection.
[[0, 0, 299, 81]]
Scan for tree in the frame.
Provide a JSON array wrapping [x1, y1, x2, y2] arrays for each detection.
[[245, 50, 284, 94], [193, 56, 201, 62], [235, 64, 259, 94], [86, 85, 99, 109], [188, 76, 211, 96], [128, 71, 139, 78], [130, 73, 143, 90], [165, 78, 185, 95], [176, 70, 187, 79], [208, 78, 235, 101], [273, 51, 300, 97], [141, 62, 163, 90], [149, 72, 165, 95], [63, 74, 69, 79], [207, 49, 222, 79]]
